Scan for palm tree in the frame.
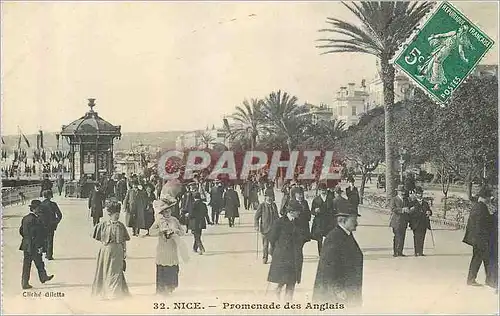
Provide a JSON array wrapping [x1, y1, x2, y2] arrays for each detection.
[[302, 119, 346, 150], [198, 132, 215, 149], [317, 2, 434, 201], [228, 98, 264, 150], [261, 90, 310, 152]]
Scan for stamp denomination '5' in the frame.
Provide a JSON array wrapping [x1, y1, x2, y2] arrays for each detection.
[[393, 2, 494, 104]]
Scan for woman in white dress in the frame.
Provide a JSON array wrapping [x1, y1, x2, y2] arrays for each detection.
[[151, 197, 189, 295]]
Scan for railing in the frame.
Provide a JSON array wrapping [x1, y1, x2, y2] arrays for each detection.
[[1, 184, 41, 207]]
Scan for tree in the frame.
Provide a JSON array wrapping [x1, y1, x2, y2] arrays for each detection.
[[340, 109, 385, 204], [393, 76, 498, 200], [302, 119, 346, 150], [260, 90, 310, 152], [198, 132, 215, 149], [228, 98, 264, 150], [317, 1, 434, 201]]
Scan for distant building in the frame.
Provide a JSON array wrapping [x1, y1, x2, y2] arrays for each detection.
[[332, 81, 370, 127], [367, 62, 414, 110], [175, 125, 228, 150], [304, 103, 333, 124]]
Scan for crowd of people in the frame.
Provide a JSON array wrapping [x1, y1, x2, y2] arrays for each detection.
[[18, 171, 498, 306]]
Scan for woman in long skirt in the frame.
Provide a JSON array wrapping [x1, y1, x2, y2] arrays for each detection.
[[91, 200, 130, 299], [151, 197, 189, 295], [144, 184, 156, 236]]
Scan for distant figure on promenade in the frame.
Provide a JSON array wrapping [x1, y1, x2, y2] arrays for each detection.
[[264, 181, 275, 202], [389, 185, 410, 257], [209, 180, 224, 225], [180, 182, 197, 231], [267, 206, 308, 301], [40, 190, 63, 260], [188, 192, 212, 255], [89, 183, 105, 227], [249, 178, 260, 210], [346, 180, 360, 212], [151, 198, 189, 296], [408, 187, 432, 256], [311, 183, 335, 256], [56, 174, 65, 196], [144, 184, 157, 236], [20, 200, 54, 289], [39, 174, 53, 197], [91, 200, 130, 299], [254, 191, 279, 264], [115, 174, 128, 202], [313, 199, 363, 307], [223, 184, 240, 227], [463, 188, 494, 286], [288, 187, 311, 243], [123, 181, 148, 237]]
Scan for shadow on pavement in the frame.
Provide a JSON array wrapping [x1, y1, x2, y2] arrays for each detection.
[[204, 231, 254, 236], [202, 249, 257, 256]]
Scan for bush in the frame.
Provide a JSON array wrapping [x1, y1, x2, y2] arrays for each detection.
[[363, 192, 389, 209]]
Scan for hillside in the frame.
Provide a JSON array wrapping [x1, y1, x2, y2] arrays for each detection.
[[1, 131, 186, 152]]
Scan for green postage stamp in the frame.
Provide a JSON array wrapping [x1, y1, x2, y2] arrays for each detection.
[[392, 2, 494, 104]]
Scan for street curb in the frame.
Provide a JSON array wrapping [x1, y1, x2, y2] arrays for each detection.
[[361, 204, 466, 230]]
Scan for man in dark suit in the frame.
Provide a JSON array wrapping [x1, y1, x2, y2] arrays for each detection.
[[408, 186, 432, 256], [389, 185, 410, 257], [345, 180, 360, 211], [311, 183, 335, 256], [88, 183, 105, 226], [255, 191, 279, 264], [188, 192, 212, 255], [20, 200, 54, 289], [40, 190, 63, 260], [463, 188, 494, 286], [223, 184, 240, 227], [313, 198, 363, 307], [39, 174, 53, 197], [288, 187, 311, 242], [209, 180, 224, 225]]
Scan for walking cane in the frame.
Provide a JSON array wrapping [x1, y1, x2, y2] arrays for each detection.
[[265, 282, 271, 296], [430, 228, 436, 248], [256, 230, 259, 259]]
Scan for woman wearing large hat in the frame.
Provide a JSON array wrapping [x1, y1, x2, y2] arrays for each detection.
[[91, 200, 130, 299], [150, 196, 189, 296]]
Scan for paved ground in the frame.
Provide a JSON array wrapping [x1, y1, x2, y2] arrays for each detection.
[[1, 192, 498, 315]]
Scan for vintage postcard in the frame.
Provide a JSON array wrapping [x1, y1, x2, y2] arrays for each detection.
[[1, 1, 498, 315]]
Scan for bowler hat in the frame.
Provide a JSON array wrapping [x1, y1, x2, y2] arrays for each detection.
[[334, 199, 361, 217], [290, 187, 304, 197], [477, 187, 492, 199], [415, 186, 424, 194], [318, 183, 327, 190], [29, 200, 41, 210], [397, 184, 405, 191]]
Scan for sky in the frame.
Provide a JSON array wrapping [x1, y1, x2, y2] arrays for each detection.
[[1, 1, 498, 136]]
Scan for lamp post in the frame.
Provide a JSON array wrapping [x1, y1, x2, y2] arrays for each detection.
[[399, 148, 407, 184]]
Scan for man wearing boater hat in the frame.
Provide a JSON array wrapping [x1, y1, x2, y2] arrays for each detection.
[[313, 198, 363, 307]]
